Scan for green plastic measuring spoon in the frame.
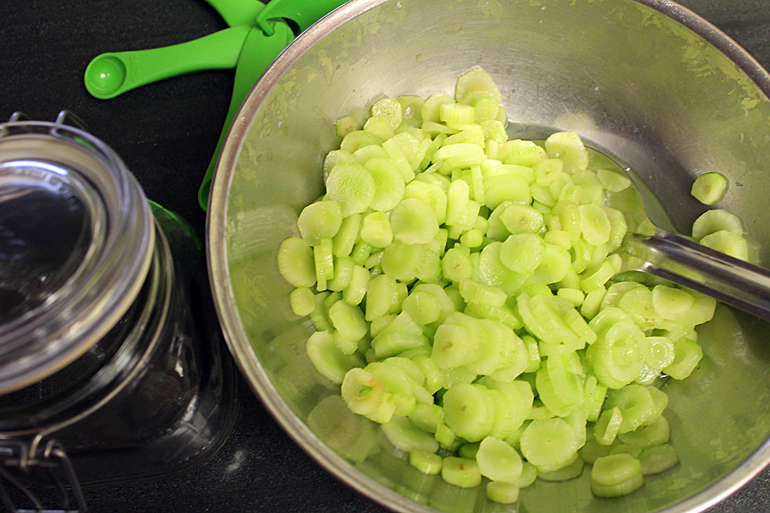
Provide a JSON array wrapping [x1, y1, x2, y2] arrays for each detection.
[[84, 0, 266, 99], [84, 24, 252, 99]]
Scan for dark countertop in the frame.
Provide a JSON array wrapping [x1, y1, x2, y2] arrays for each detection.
[[1, 0, 769, 512]]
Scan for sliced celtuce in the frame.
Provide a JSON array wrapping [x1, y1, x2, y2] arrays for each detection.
[[272, 67, 725, 501]]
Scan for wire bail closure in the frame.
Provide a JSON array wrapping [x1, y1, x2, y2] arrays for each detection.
[[0, 438, 87, 513]]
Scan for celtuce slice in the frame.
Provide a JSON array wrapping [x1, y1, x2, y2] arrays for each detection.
[[271, 66, 725, 501]]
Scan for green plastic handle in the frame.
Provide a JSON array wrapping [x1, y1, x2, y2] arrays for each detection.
[[203, 0, 264, 27], [197, 22, 296, 210], [84, 24, 251, 99], [256, 0, 347, 36], [197, 0, 349, 209]]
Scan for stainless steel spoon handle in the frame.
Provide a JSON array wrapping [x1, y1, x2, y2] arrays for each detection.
[[623, 230, 770, 322]]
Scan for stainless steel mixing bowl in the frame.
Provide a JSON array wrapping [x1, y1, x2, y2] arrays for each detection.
[[207, 0, 770, 511]]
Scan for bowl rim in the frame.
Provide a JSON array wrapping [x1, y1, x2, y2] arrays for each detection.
[[207, 1, 770, 512]]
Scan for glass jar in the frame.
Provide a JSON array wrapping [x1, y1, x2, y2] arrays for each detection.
[[0, 112, 237, 510]]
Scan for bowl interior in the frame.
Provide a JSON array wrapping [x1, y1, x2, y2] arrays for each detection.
[[208, 0, 770, 512]]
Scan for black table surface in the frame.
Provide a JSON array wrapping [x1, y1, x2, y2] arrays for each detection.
[[1, 1, 770, 512]]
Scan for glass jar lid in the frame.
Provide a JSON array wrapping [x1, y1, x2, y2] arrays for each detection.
[[0, 112, 154, 395]]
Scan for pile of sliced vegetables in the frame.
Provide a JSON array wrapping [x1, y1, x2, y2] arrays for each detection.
[[276, 68, 749, 503]]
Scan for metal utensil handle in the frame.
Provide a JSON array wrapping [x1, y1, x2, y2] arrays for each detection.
[[625, 230, 770, 322]]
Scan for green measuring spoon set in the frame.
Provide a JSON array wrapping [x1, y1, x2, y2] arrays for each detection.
[[84, 0, 347, 210]]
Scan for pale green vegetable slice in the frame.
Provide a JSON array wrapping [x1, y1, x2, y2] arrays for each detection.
[[457, 442, 481, 463], [333, 214, 361, 257], [642, 336, 676, 371], [382, 417, 440, 453], [534, 158, 564, 186], [486, 481, 520, 504], [289, 287, 315, 317], [313, 237, 335, 291], [610, 444, 643, 459], [500, 139, 548, 167], [277, 237, 316, 288], [537, 455, 585, 482], [639, 444, 679, 475], [408, 403, 444, 434], [435, 423, 457, 448], [381, 241, 427, 282], [517, 293, 580, 347], [404, 179, 448, 224], [383, 136, 416, 183], [476, 436, 524, 482], [663, 337, 703, 380], [364, 157, 406, 212], [691, 172, 728, 205], [340, 130, 383, 154], [597, 168, 631, 192], [445, 179, 471, 227], [306, 331, 353, 384], [583, 375, 608, 423], [401, 289, 442, 326], [441, 457, 482, 488], [329, 300, 367, 349], [591, 453, 643, 487], [390, 198, 440, 244], [443, 383, 495, 442], [533, 244, 571, 284], [371, 332, 427, 360], [353, 143, 389, 165], [328, 256, 354, 292], [371, 97, 403, 129], [700, 230, 749, 260], [459, 279, 507, 307], [545, 131, 589, 174], [579, 439, 613, 465], [604, 207, 629, 252], [363, 115, 395, 140], [409, 449, 443, 475], [477, 242, 529, 296], [499, 233, 545, 273], [398, 95, 425, 127], [591, 454, 644, 497], [365, 274, 397, 321], [591, 473, 644, 497], [579, 204, 612, 246], [586, 321, 645, 389], [604, 384, 658, 434], [335, 115, 357, 137], [360, 212, 393, 249], [691, 208, 744, 240], [484, 174, 532, 210], [651, 285, 694, 320], [297, 200, 343, 246], [594, 407, 623, 446], [500, 204, 544, 234], [341, 367, 387, 415], [455, 67, 503, 105], [421, 93, 455, 124], [520, 418, 580, 472], [432, 323, 474, 369], [619, 415, 671, 449], [350, 240, 372, 266], [440, 103, 476, 125], [326, 162, 376, 216]]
